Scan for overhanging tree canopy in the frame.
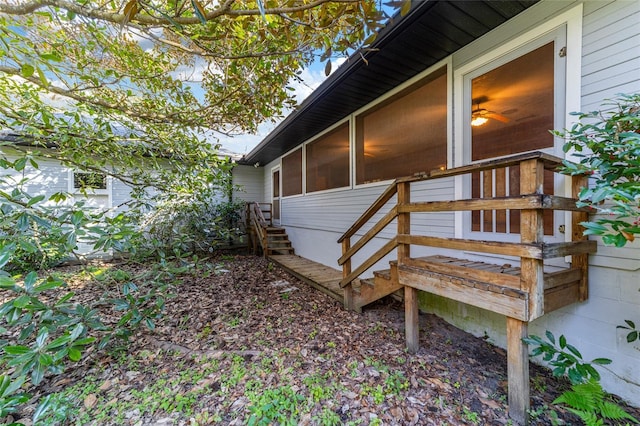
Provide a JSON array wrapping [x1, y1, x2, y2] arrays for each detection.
[[0, 0, 389, 192]]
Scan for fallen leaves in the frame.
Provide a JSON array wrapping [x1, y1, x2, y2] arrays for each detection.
[[4, 253, 638, 425]]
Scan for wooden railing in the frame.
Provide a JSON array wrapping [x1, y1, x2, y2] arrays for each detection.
[[247, 202, 271, 255], [337, 151, 595, 317], [337, 151, 596, 425]]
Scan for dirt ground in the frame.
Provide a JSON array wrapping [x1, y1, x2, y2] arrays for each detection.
[[4, 252, 640, 425]]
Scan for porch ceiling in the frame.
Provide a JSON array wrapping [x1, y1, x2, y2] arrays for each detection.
[[239, 0, 540, 167]]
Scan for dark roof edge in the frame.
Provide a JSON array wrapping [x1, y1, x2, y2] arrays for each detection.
[[239, 0, 437, 165]]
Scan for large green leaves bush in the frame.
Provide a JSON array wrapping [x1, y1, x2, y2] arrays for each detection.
[[556, 93, 640, 247]]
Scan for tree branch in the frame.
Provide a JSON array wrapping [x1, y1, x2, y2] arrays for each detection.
[[0, 0, 363, 26]]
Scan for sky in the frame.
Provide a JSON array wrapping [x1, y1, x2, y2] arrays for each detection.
[[215, 56, 347, 156]]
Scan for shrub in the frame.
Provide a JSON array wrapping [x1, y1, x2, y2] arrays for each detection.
[[556, 93, 640, 247]]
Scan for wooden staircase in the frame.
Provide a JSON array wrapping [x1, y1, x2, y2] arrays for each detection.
[[264, 226, 295, 255], [351, 263, 402, 312], [246, 202, 295, 257]]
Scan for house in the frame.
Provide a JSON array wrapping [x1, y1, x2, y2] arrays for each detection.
[[0, 131, 241, 255], [233, 0, 640, 422]]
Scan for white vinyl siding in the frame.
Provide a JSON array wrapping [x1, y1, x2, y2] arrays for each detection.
[[0, 148, 69, 201], [581, 0, 640, 111], [232, 164, 264, 203], [580, 0, 640, 270]]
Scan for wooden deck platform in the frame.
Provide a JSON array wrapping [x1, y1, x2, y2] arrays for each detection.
[[269, 255, 345, 303]]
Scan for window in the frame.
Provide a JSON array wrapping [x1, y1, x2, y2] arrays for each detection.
[[306, 123, 350, 193], [73, 172, 107, 190], [272, 169, 280, 220], [468, 41, 558, 235], [471, 42, 555, 161], [281, 148, 302, 196], [356, 66, 447, 184]]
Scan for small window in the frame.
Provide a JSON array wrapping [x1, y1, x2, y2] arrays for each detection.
[[281, 148, 302, 196], [306, 123, 350, 193], [74, 172, 107, 190], [356, 67, 447, 184], [272, 170, 280, 198]]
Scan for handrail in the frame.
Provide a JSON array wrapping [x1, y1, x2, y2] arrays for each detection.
[[340, 238, 398, 287], [337, 180, 398, 243], [337, 151, 565, 246], [248, 202, 269, 253], [338, 151, 596, 302], [338, 206, 398, 265], [251, 202, 268, 228]]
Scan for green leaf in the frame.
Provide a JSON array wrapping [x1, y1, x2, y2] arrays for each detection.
[[12, 295, 30, 309], [627, 331, 638, 343], [68, 347, 82, 361], [545, 330, 556, 345], [24, 271, 38, 293], [35, 65, 49, 87], [3, 345, 30, 355], [33, 394, 54, 422], [191, 0, 207, 23], [591, 358, 612, 365], [20, 64, 35, 78], [31, 362, 45, 386], [26, 194, 45, 207], [39, 52, 62, 62], [69, 323, 84, 341], [0, 276, 17, 289], [14, 157, 27, 171]]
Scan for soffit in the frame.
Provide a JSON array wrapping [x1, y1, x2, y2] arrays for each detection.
[[240, 0, 540, 166]]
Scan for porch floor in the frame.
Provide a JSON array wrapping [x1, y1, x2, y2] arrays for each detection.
[[269, 255, 346, 303]]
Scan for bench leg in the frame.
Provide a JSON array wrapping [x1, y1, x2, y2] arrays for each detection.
[[405, 286, 419, 354], [507, 317, 530, 425]]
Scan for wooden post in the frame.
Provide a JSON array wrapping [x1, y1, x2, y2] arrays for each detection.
[[507, 317, 530, 425], [508, 158, 544, 425], [519, 158, 545, 319], [342, 238, 355, 311], [246, 203, 251, 251], [405, 286, 419, 353], [397, 182, 411, 263], [262, 228, 268, 258], [571, 174, 589, 301], [397, 182, 419, 352]]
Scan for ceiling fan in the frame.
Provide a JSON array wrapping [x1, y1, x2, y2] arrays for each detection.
[[471, 96, 510, 126]]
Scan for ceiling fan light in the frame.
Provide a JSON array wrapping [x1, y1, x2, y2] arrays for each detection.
[[471, 116, 489, 127]]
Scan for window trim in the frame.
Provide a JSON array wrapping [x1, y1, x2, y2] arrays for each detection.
[[351, 58, 452, 188], [69, 170, 110, 195], [303, 118, 352, 195], [280, 146, 304, 199], [452, 5, 583, 241]]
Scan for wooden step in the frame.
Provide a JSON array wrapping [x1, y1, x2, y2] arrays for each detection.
[[268, 247, 295, 255], [268, 234, 290, 240], [353, 265, 402, 310], [266, 227, 286, 234]]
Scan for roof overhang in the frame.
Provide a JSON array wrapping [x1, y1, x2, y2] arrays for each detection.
[[239, 0, 540, 166]]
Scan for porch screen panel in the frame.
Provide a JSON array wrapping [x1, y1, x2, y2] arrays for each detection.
[[282, 148, 302, 196], [470, 42, 555, 235], [356, 67, 447, 184], [306, 123, 350, 193]]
